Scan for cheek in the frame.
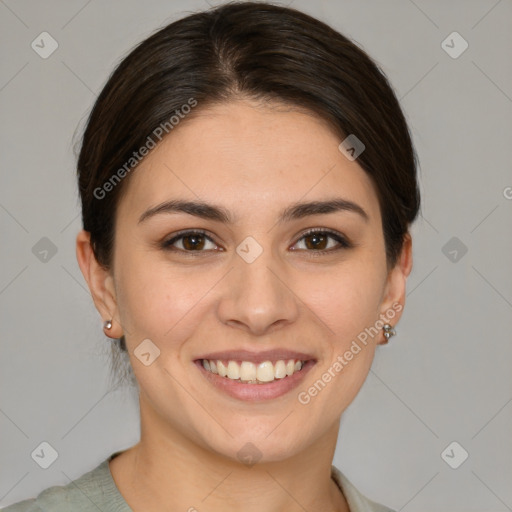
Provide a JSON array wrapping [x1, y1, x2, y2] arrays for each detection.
[[293, 264, 384, 416], [117, 268, 191, 337], [295, 260, 384, 343], [113, 245, 220, 352]]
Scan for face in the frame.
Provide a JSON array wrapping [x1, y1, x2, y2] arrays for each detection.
[[78, 99, 411, 463]]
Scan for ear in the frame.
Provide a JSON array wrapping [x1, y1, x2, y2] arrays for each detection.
[[376, 232, 413, 345], [76, 230, 123, 339]]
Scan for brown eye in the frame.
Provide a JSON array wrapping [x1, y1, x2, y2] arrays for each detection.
[[292, 229, 351, 254], [303, 232, 329, 250], [181, 233, 206, 250], [162, 230, 218, 252]]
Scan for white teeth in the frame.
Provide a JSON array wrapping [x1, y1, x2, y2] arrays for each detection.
[[274, 360, 287, 379], [217, 360, 227, 377], [239, 361, 257, 381], [202, 358, 306, 383], [227, 361, 240, 380], [256, 361, 274, 382]]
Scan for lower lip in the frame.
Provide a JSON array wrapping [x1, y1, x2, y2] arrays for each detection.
[[194, 359, 316, 402]]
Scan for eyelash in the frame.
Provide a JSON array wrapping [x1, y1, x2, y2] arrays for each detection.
[[161, 228, 352, 257]]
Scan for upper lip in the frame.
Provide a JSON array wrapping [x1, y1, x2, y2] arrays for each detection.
[[195, 349, 316, 365]]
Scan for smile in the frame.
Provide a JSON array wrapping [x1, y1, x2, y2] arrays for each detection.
[[201, 358, 305, 384], [194, 357, 316, 402]]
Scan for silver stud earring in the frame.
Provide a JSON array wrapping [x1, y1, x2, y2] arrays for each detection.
[[382, 323, 396, 342], [103, 319, 113, 330]]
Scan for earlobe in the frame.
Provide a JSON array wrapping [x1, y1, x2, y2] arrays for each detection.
[[75, 230, 123, 338]]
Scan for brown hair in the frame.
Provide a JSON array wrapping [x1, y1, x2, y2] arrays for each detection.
[[76, 1, 420, 377]]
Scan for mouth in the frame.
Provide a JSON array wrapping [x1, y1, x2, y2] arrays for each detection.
[[193, 351, 316, 401], [198, 358, 308, 383]]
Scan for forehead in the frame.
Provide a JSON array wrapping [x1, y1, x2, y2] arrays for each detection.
[[118, 100, 381, 224]]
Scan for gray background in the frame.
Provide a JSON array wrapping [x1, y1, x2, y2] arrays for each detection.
[[1, 0, 511, 510]]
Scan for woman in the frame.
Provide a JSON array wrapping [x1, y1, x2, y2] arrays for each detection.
[[3, 2, 419, 511]]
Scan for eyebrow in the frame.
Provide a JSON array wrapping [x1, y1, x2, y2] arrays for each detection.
[[138, 197, 369, 225]]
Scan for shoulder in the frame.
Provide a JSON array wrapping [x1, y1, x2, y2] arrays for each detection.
[[331, 465, 396, 512], [1, 457, 125, 512]]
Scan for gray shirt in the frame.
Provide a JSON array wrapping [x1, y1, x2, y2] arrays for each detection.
[[2, 452, 395, 512]]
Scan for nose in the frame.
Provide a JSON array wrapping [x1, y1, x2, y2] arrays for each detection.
[[216, 248, 300, 336]]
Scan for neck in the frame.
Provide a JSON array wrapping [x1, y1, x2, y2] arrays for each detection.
[[109, 396, 350, 512]]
